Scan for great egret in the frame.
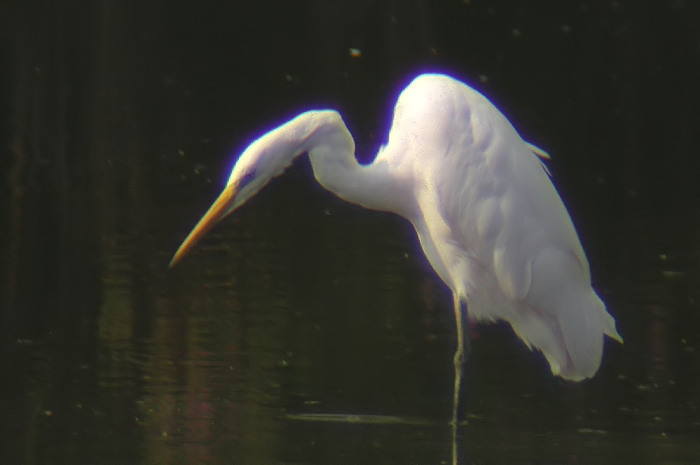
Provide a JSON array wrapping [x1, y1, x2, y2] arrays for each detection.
[[170, 74, 622, 425]]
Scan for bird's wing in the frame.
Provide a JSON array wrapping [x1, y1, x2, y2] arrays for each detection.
[[396, 74, 620, 380], [438, 128, 620, 379]]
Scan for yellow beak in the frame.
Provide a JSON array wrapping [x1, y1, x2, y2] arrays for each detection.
[[169, 184, 238, 268]]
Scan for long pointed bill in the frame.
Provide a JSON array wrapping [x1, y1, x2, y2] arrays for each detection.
[[170, 184, 238, 268]]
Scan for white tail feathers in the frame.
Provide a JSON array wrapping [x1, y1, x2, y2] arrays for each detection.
[[516, 247, 622, 381], [555, 290, 621, 380]]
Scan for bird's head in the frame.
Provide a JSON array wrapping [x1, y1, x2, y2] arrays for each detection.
[[169, 129, 304, 268]]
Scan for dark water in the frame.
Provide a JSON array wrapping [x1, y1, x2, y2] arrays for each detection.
[[2, 1, 700, 464]]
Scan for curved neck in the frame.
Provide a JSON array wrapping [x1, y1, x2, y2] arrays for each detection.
[[299, 111, 408, 215]]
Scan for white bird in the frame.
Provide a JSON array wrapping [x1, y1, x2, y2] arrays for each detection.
[[170, 73, 622, 425]]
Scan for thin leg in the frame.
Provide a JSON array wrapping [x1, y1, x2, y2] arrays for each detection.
[[451, 292, 467, 427], [450, 293, 468, 465]]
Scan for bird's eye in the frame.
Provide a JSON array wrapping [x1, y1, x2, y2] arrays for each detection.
[[240, 170, 256, 189]]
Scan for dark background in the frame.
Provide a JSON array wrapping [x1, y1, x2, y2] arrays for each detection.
[[2, 1, 699, 464]]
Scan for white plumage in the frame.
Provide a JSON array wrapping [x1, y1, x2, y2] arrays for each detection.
[[382, 75, 621, 380], [171, 73, 622, 418]]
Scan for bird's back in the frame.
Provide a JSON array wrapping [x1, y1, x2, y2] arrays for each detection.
[[384, 74, 621, 380]]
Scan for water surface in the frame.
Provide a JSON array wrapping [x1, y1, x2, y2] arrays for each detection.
[[2, 1, 699, 464]]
